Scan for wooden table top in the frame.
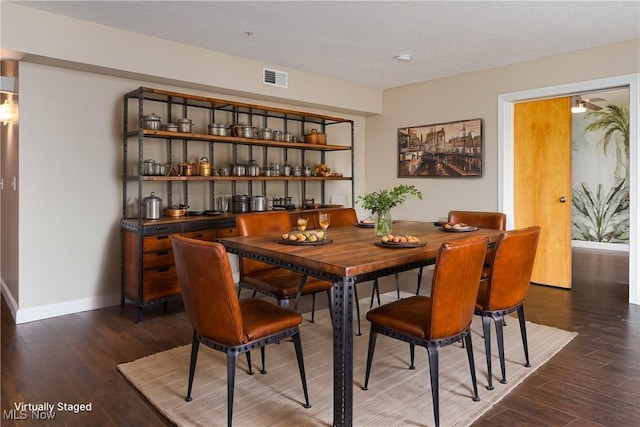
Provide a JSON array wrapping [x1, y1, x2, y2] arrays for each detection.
[[218, 221, 502, 279]]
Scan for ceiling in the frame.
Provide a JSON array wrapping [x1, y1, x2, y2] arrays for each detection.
[[8, 1, 640, 89]]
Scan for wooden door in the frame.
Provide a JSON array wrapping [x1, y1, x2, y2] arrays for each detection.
[[514, 97, 572, 288]]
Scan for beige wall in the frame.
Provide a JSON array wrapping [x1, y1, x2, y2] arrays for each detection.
[[0, 3, 381, 116], [1, 3, 371, 321], [1, 2, 638, 320], [367, 40, 639, 222]]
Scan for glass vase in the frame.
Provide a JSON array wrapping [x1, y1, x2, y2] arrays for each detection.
[[375, 209, 392, 236]]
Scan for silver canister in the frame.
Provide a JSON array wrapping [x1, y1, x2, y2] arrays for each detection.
[[272, 130, 283, 141], [141, 192, 162, 220], [293, 165, 302, 177], [249, 196, 267, 212], [259, 128, 272, 140], [142, 159, 156, 176], [176, 118, 192, 133], [232, 195, 249, 213], [283, 131, 292, 142], [247, 160, 259, 177], [232, 163, 246, 176], [283, 164, 292, 176]]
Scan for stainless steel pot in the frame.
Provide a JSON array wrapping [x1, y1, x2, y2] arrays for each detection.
[[208, 123, 227, 136], [249, 196, 267, 212], [142, 113, 161, 130], [258, 128, 272, 140], [231, 124, 257, 139], [141, 192, 162, 219], [176, 118, 192, 133], [142, 159, 156, 176]]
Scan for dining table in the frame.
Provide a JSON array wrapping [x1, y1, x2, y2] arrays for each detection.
[[217, 220, 502, 427]]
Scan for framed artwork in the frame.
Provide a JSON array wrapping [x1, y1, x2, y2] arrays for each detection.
[[398, 118, 483, 177]]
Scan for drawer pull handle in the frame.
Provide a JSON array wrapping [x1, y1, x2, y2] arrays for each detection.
[[157, 235, 169, 240], [157, 266, 170, 273], [156, 226, 169, 231], [157, 250, 169, 256]]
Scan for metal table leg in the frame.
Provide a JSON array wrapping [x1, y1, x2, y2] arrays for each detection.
[[333, 276, 354, 426]]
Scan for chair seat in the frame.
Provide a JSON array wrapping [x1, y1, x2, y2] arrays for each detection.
[[242, 269, 333, 297], [240, 299, 303, 341], [366, 296, 431, 339]]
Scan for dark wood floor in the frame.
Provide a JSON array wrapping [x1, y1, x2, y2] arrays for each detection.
[[1, 248, 637, 426]]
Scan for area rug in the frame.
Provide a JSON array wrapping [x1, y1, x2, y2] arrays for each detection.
[[118, 292, 577, 426]]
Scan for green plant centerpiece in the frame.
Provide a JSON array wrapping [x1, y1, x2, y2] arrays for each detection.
[[356, 184, 423, 236]]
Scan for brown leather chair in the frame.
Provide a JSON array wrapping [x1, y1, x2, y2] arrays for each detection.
[[171, 235, 311, 427], [417, 210, 507, 294], [362, 236, 488, 427], [475, 226, 540, 390], [235, 211, 334, 322]]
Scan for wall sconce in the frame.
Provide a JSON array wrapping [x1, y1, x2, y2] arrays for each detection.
[[1, 75, 16, 125], [0, 99, 12, 125]]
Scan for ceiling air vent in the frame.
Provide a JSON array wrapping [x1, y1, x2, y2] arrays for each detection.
[[263, 67, 288, 88]]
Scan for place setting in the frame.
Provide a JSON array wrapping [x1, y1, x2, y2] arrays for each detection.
[[276, 213, 333, 246], [439, 222, 479, 232], [375, 233, 426, 248]]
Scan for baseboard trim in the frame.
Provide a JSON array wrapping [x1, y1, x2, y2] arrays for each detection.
[[572, 240, 629, 252], [1, 279, 19, 322], [7, 290, 120, 325]]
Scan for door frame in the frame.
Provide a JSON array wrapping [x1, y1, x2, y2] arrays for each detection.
[[498, 73, 639, 305]]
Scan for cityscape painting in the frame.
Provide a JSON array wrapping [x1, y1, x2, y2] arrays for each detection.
[[398, 118, 483, 177]]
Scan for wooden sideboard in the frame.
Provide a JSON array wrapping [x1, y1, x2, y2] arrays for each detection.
[[121, 208, 343, 322]]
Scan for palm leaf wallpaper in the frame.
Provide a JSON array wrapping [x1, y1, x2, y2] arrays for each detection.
[[572, 94, 630, 244]]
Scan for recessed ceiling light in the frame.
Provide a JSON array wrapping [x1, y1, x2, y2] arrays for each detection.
[[396, 54, 412, 62]]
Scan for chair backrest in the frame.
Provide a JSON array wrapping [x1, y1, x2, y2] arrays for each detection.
[[235, 211, 293, 276], [316, 208, 358, 228], [171, 235, 247, 345], [448, 210, 507, 231], [428, 236, 488, 339], [484, 226, 541, 310]]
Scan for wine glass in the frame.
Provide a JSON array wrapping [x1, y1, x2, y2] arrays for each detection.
[[319, 212, 330, 233], [297, 217, 308, 231]]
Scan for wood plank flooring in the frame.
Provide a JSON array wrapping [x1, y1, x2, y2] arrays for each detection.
[[1, 248, 637, 426]]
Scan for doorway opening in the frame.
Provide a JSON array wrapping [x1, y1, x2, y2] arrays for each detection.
[[498, 74, 639, 305]]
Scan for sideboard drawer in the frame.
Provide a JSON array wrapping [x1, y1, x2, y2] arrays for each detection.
[[142, 249, 174, 269], [183, 229, 217, 242], [142, 265, 179, 301], [142, 234, 174, 252], [216, 227, 239, 238]]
